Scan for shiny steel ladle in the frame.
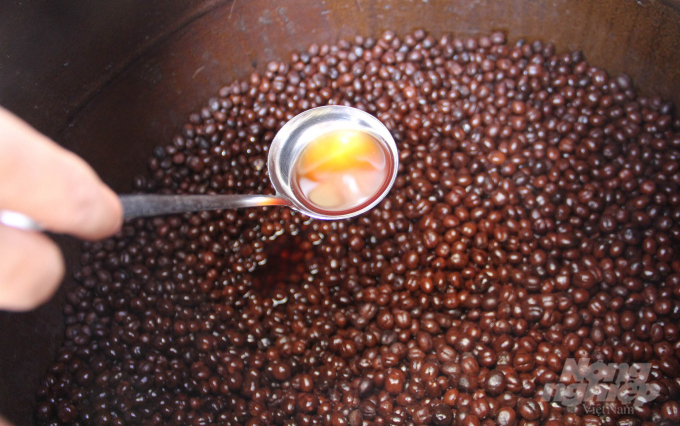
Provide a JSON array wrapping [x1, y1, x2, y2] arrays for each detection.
[[0, 106, 398, 232]]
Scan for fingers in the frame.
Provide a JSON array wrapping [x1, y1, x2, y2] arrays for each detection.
[[0, 416, 13, 426], [0, 225, 64, 311], [0, 107, 122, 240], [0, 106, 120, 312]]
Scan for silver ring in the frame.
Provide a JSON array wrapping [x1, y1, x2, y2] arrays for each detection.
[[0, 210, 44, 231]]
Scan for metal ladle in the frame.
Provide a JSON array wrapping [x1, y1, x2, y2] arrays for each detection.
[[0, 106, 399, 231]]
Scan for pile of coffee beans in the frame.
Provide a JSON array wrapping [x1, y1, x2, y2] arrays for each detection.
[[36, 29, 680, 426]]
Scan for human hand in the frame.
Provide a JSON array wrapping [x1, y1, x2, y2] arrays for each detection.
[[0, 106, 122, 311]]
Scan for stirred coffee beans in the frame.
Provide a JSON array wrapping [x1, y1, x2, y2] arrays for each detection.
[[36, 29, 680, 426]]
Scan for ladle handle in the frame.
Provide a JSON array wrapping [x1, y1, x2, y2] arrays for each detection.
[[120, 194, 290, 219]]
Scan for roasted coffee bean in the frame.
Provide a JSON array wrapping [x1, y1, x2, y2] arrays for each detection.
[[36, 29, 680, 426]]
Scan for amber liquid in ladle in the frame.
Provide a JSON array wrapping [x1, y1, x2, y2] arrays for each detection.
[[292, 129, 393, 215]]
